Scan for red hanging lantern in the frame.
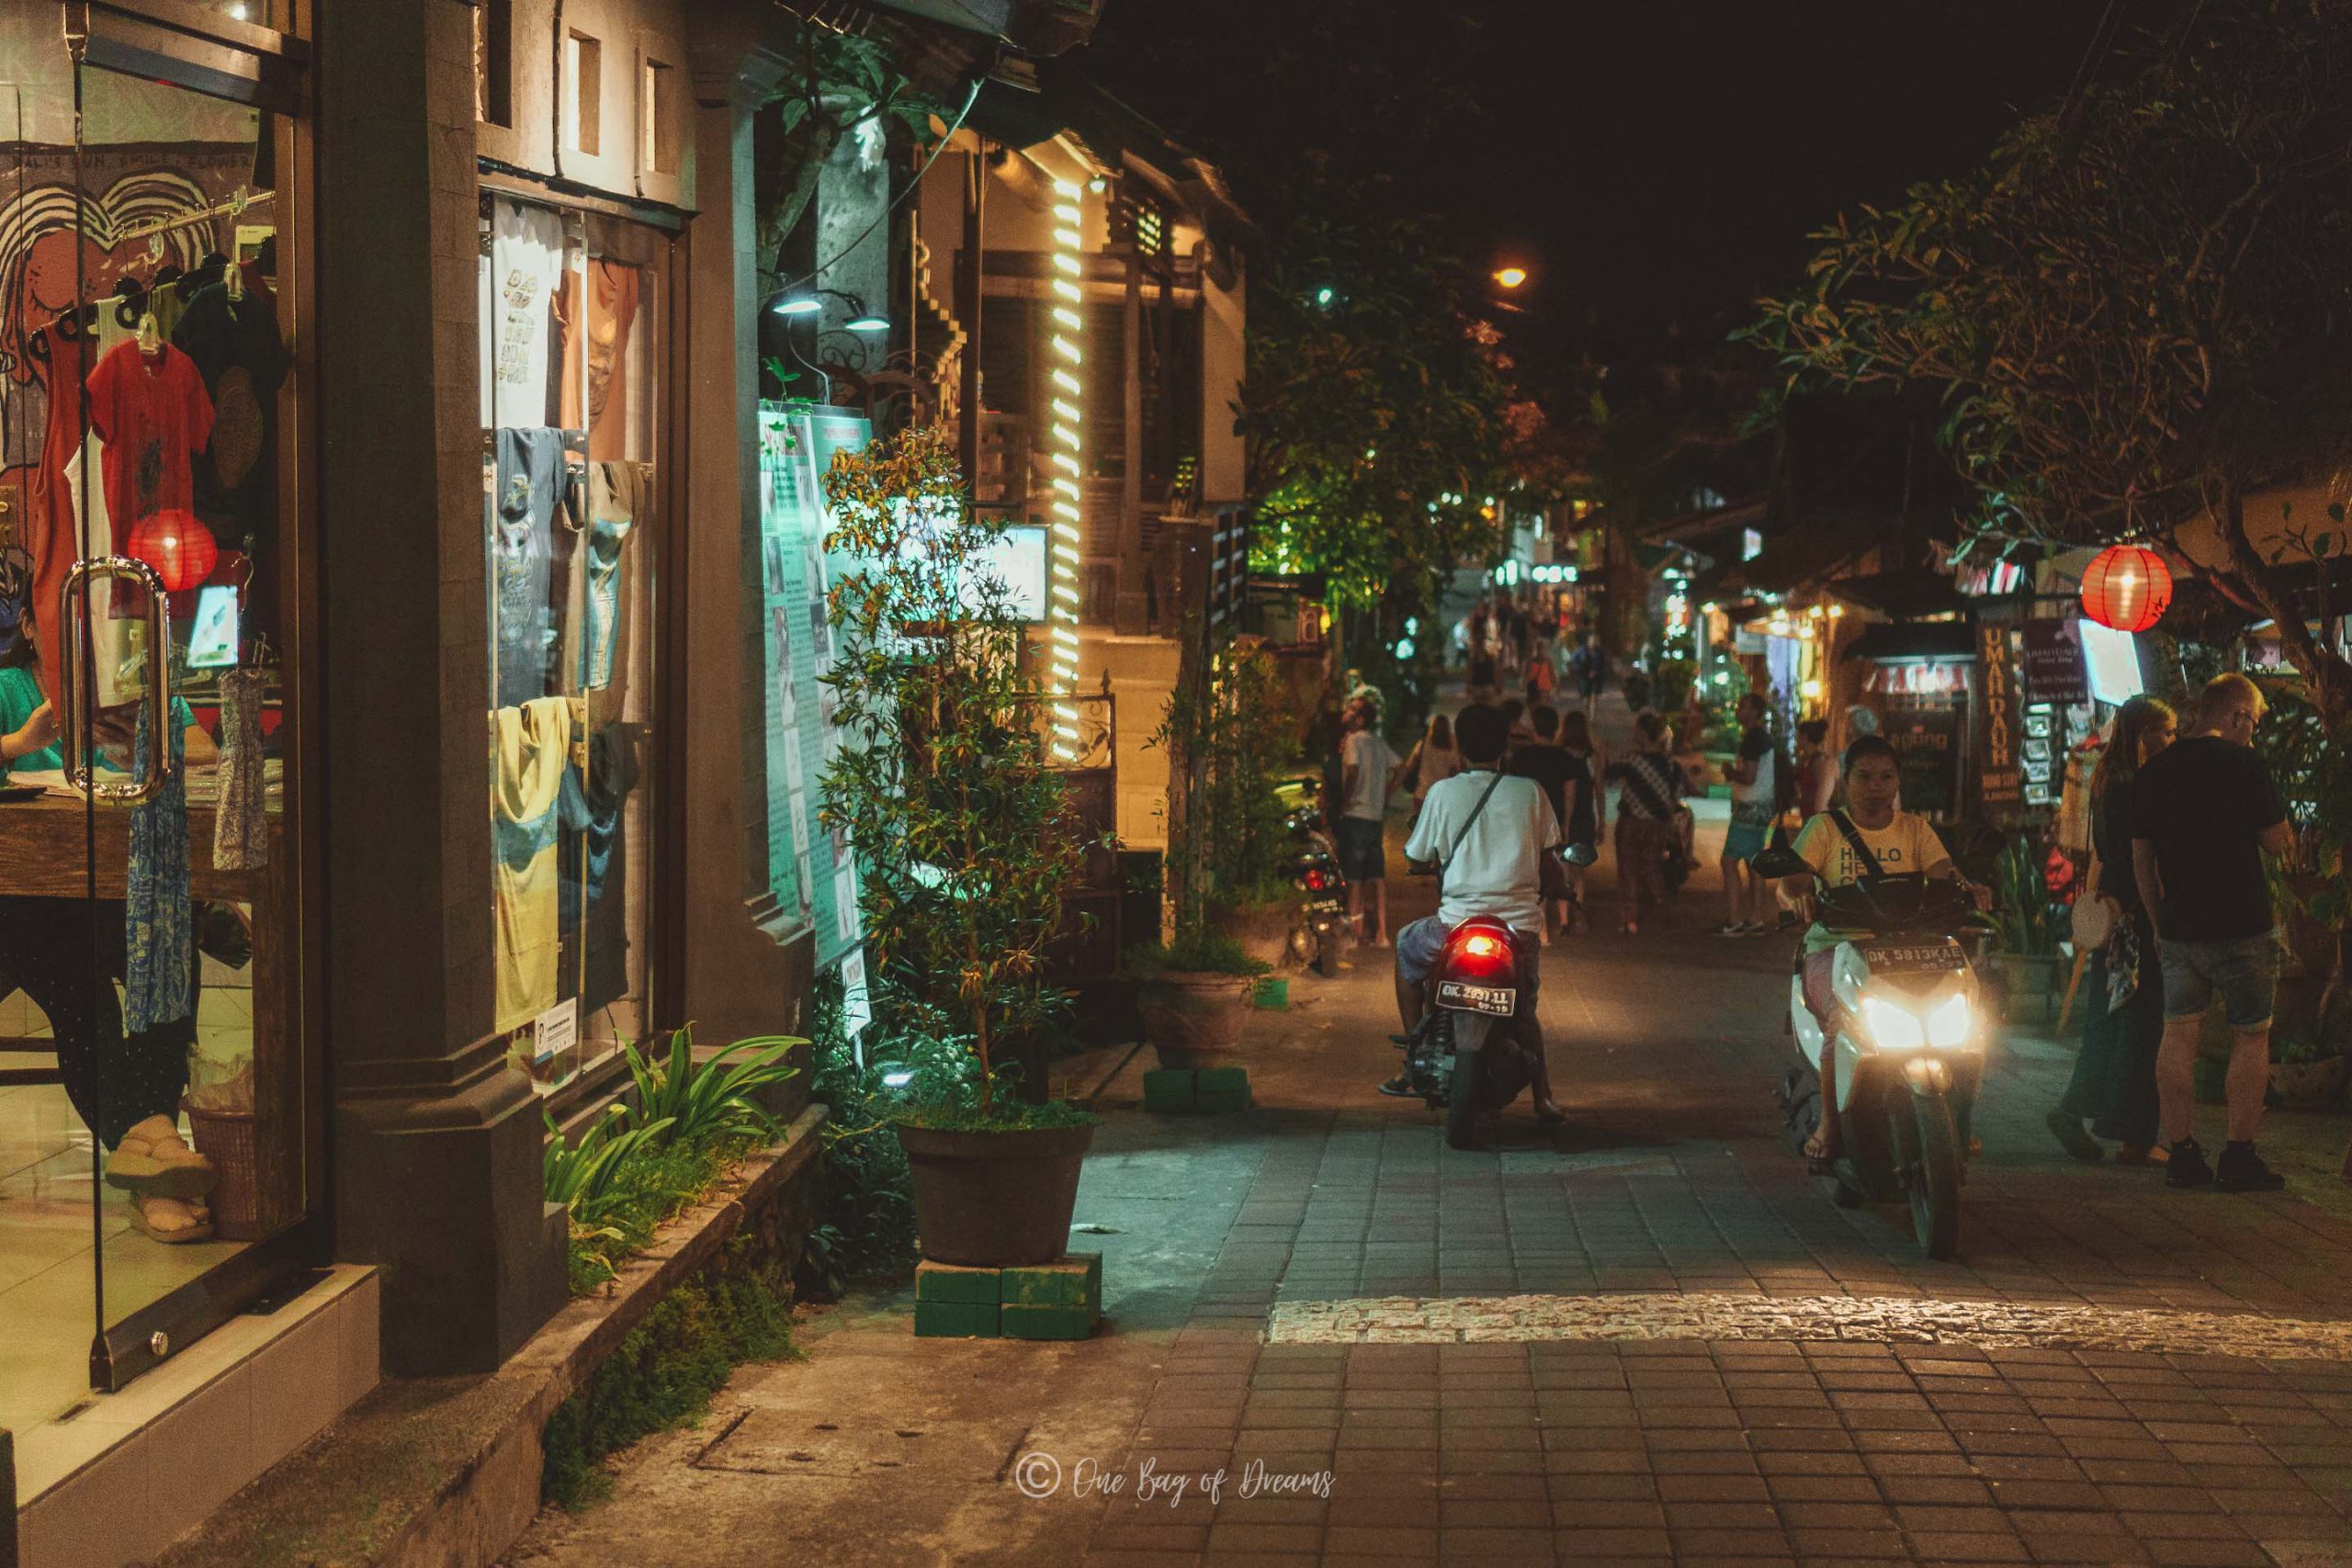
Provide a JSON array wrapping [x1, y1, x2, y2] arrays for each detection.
[[127, 508, 219, 593], [2080, 542, 2172, 633]]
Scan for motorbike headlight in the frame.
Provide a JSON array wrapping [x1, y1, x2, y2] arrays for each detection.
[[1926, 993, 1973, 1049], [1860, 994, 1924, 1052]]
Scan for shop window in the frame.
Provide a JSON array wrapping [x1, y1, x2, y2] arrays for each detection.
[[477, 0, 514, 129], [482, 197, 665, 1097], [640, 56, 678, 175], [566, 29, 603, 156]]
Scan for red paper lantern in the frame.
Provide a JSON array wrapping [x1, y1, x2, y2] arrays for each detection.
[[2080, 543, 2172, 633], [127, 508, 218, 593]]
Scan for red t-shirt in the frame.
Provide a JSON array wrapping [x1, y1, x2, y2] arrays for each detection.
[[86, 340, 215, 544]]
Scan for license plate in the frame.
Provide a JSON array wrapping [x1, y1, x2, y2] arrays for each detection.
[[1862, 944, 1965, 971], [1437, 981, 1516, 1017]]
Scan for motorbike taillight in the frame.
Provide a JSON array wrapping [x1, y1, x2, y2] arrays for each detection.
[[1304, 870, 1328, 891], [1448, 927, 1516, 979]]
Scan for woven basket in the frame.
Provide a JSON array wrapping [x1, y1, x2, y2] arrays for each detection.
[[182, 1100, 262, 1240]]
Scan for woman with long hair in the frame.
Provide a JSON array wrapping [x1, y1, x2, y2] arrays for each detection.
[[1556, 707, 1606, 931], [1399, 710, 1462, 826], [2048, 694, 2177, 1166], [1606, 709, 1685, 934]]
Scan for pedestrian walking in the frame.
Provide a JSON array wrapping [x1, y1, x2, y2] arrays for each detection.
[[2132, 673, 2297, 1192], [1558, 707, 1608, 928], [1524, 637, 1557, 706], [1608, 710, 1685, 935], [1337, 697, 1404, 946], [1578, 634, 1608, 709], [1713, 692, 1778, 935], [2048, 695, 2177, 1166], [1792, 718, 1838, 818], [1508, 703, 1591, 941], [1400, 712, 1464, 828]]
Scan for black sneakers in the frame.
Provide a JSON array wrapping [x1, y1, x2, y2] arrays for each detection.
[[2215, 1142, 2287, 1193], [2166, 1139, 2214, 1189]]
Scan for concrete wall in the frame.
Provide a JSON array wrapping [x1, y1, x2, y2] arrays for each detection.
[[473, 0, 692, 210], [1198, 247, 1246, 507]]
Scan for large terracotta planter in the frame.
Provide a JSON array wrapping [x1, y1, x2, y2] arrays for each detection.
[[1216, 904, 1295, 972], [1138, 970, 1254, 1068], [895, 1121, 1096, 1268], [2270, 1055, 2346, 1110]]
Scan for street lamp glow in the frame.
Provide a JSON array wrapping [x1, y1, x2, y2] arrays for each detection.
[[1492, 265, 1529, 289], [772, 295, 821, 316]]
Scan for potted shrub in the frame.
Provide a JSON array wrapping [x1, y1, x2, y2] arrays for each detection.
[[1984, 834, 2064, 1024], [1129, 924, 1269, 1068], [820, 425, 1098, 1269], [2270, 1035, 2346, 1109]]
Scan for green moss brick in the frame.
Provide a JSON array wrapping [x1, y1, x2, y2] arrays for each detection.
[[1141, 1068, 1196, 1112], [1001, 1303, 1098, 1340], [1195, 1066, 1250, 1094], [1001, 1251, 1102, 1309], [914, 1299, 1001, 1337], [1253, 977, 1288, 1010], [915, 1260, 1003, 1303]]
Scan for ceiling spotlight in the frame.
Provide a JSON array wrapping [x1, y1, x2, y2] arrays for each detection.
[[844, 310, 891, 333], [1493, 266, 1529, 289], [771, 295, 821, 316]]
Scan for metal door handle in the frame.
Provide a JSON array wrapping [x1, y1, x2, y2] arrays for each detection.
[[59, 555, 174, 804]]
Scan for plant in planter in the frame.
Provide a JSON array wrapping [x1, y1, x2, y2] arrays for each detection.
[[2270, 1034, 2346, 1111], [1136, 639, 1291, 1062], [1985, 834, 2064, 1024], [819, 424, 1098, 1269]]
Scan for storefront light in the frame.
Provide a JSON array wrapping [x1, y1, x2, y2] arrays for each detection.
[[1044, 178, 1088, 760], [1801, 678, 1824, 699]]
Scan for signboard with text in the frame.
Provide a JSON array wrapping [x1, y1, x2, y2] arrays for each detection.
[[1977, 621, 2023, 814], [2021, 618, 2089, 706], [756, 402, 873, 971]]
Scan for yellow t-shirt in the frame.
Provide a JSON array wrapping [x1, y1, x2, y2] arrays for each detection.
[[1792, 809, 1952, 952]]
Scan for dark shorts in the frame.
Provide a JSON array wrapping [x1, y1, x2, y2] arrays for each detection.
[[2159, 930, 2278, 1029], [1336, 815, 1386, 882]]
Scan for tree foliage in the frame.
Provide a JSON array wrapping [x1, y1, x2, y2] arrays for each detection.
[[819, 425, 1082, 1120], [1743, 0, 2352, 717], [1241, 209, 1519, 612], [753, 25, 942, 291]]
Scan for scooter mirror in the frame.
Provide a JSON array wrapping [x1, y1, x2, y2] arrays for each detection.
[[1749, 846, 1812, 880], [1557, 842, 1599, 868]]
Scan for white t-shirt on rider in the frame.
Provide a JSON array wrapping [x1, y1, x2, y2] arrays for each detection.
[[1405, 767, 1560, 934]]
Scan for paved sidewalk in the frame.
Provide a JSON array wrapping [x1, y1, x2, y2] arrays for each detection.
[[505, 694, 2352, 1568]]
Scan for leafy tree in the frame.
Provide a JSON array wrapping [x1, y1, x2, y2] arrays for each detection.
[[1241, 206, 1521, 696], [819, 425, 1083, 1121], [753, 26, 941, 292], [1742, 0, 2352, 720]]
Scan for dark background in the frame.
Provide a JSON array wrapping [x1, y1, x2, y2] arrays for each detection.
[[1086, 2, 2130, 372]]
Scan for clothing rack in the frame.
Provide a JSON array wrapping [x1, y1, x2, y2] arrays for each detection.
[[116, 186, 275, 245]]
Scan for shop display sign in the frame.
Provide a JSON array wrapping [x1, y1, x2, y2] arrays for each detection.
[[2020, 702, 2061, 807], [1884, 706, 1962, 820], [757, 403, 873, 971], [1977, 622, 2023, 812], [532, 998, 578, 1065], [2021, 618, 2089, 705]]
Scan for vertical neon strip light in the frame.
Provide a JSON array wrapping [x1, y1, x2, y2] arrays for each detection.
[[1045, 178, 1086, 760]]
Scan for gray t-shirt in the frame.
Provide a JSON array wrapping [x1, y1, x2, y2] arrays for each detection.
[[1341, 729, 1400, 820]]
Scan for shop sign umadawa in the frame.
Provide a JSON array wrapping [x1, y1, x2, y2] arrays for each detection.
[[1977, 621, 2023, 812]]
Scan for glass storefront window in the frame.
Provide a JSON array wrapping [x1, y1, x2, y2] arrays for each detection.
[[1, 0, 311, 1427], [481, 195, 664, 1096]]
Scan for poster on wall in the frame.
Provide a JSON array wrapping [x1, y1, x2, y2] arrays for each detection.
[[1883, 705, 1963, 821], [756, 403, 872, 972]]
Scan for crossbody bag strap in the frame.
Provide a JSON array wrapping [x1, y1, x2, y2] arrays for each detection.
[[1826, 808, 1886, 884], [1449, 769, 1509, 863]]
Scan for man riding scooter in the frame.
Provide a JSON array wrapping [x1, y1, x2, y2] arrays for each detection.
[[1383, 704, 1566, 1124]]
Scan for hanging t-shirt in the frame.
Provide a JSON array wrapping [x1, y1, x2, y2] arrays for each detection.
[[492, 427, 565, 708], [172, 279, 288, 555], [24, 323, 96, 704], [493, 695, 572, 1032], [577, 460, 643, 694], [488, 200, 566, 428], [85, 340, 215, 545]]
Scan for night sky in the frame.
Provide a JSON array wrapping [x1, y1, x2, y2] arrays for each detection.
[[1086, 2, 2124, 355]]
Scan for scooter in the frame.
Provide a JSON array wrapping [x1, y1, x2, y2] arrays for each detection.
[[1751, 841, 1985, 1259], [1396, 843, 1596, 1149], [1274, 776, 1347, 976]]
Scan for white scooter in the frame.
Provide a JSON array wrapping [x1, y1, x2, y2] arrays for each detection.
[[1752, 842, 1987, 1259]]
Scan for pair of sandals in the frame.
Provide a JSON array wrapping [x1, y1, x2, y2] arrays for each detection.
[[105, 1114, 219, 1244]]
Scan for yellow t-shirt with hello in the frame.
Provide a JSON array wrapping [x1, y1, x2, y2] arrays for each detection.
[[1792, 809, 1952, 952]]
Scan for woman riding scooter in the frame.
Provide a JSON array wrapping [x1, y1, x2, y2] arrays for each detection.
[[1778, 735, 1988, 1165]]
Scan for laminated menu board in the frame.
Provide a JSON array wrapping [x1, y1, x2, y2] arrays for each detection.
[[756, 402, 873, 971]]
